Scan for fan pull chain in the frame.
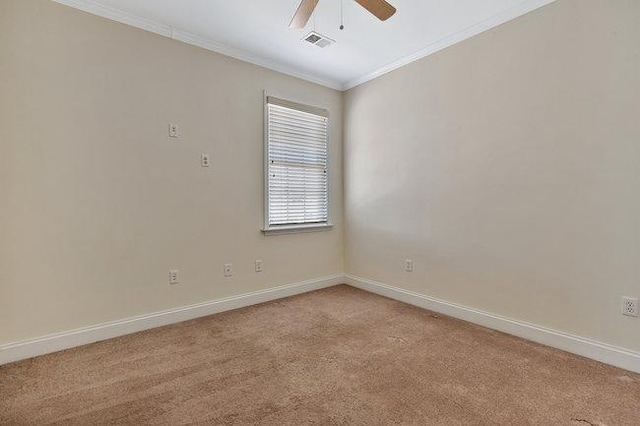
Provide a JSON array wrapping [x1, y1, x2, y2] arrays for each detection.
[[340, 0, 344, 30]]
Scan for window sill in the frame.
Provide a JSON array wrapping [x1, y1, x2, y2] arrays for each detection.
[[262, 223, 333, 236]]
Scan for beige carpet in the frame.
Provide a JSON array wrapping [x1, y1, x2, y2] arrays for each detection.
[[1, 285, 638, 425]]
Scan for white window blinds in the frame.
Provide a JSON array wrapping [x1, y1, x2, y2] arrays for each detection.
[[266, 97, 329, 228]]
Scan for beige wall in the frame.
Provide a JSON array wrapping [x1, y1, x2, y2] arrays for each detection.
[[345, 0, 640, 352], [2, 0, 639, 357], [0, 0, 343, 344]]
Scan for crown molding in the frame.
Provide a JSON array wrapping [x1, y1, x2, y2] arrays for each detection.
[[343, 0, 557, 90], [51, 0, 344, 91], [52, 0, 173, 38], [52, 0, 556, 92]]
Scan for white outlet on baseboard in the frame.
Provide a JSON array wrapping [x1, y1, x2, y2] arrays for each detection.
[[224, 263, 234, 277], [622, 297, 638, 317], [405, 259, 414, 273], [169, 269, 180, 285], [255, 260, 263, 273]]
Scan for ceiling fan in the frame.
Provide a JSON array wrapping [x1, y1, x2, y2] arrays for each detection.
[[289, 0, 396, 29]]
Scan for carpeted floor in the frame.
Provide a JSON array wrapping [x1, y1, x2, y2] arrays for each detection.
[[1, 285, 638, 425]]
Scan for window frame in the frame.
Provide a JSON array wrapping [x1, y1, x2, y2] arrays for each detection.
[[262, 93, 333, 235]]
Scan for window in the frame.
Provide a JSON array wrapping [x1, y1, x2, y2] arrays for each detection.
[[264, 96, 331, 234]]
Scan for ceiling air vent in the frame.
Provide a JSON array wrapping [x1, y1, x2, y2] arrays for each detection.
[[303, 31, 335, 48]]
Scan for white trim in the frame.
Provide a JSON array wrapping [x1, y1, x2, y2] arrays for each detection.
[[262, 224, 334, 235], [4, 273, 639, 374], [343, 0, 557, 90], [50, 0, 557, 92], [344, 275, 640, 374], [50, 0, 343, 91], [0, 274, 343, 365], [51, 0, 173, 38], [170, 30, 343, 90]]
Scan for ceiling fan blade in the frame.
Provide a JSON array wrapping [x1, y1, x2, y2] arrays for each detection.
[[354, 0, 396, 21], [289, 0, 320, 29]]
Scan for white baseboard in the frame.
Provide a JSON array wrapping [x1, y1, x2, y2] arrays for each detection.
[[4, 273, 639, 374], [345, 274, 640, 374], [0, 274, 344, 365]]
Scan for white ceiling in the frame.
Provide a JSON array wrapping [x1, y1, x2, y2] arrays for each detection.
[[54, 0, 556, 90]]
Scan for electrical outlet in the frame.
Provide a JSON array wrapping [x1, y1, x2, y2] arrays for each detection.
[[169, 269, 180, 285], [224, 263, 233, 277], [622, 297, 638, 317], [255, 260, 263, 273], [405, 259, 414, 273], [201, 154, 211, 167], [168, 124, 179, 138]]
